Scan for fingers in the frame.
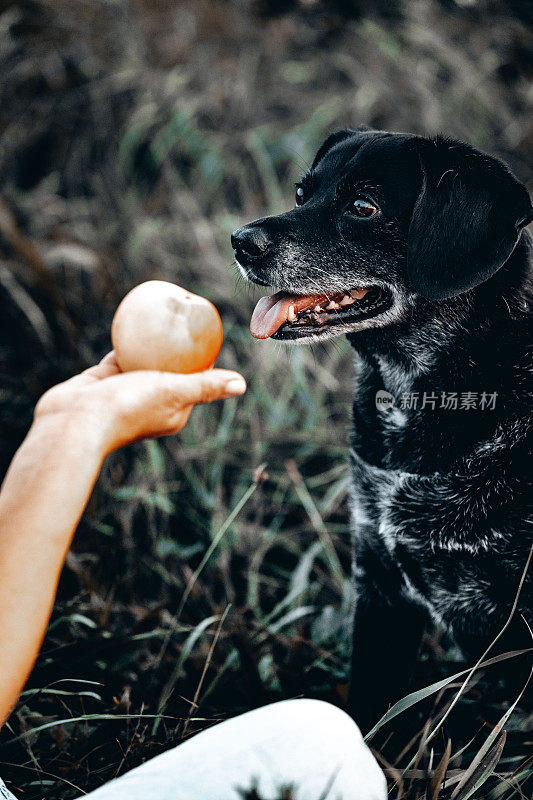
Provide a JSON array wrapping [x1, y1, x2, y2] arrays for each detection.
[[33, 355, 247, 458], [91, 367, 247, 453], [74, 353, 244, 402], [63, 353, 121, 393], [99, 351, 121, 370], [83, 351, 122, 380]]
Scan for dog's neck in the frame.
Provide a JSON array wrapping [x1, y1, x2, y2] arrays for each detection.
[[373, 356, 420, 397], [348, 231, 532, 388]]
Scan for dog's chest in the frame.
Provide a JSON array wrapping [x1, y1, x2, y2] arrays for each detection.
[[348, 451, 439, 615], [348, 448, 400, 550], [348, 355, 446, 600]]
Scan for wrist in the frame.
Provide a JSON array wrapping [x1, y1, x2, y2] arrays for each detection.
[[30, 409, 110, 463]]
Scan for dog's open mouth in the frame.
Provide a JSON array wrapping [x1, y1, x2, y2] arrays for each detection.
[[250, 286, 393, 340]]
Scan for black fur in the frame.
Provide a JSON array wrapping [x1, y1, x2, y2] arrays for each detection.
[[232, 129, 533, 731]]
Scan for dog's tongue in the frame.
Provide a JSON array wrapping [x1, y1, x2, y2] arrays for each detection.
[[250, 291, 328, 339]]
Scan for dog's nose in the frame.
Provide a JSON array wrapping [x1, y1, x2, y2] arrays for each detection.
[[231, 225, 270, 261]]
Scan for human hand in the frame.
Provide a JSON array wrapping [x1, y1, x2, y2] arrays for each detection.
[[34, 352, 247, 456]]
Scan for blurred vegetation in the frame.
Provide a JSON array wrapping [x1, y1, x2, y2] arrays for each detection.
[[0, 0, 531, 797]]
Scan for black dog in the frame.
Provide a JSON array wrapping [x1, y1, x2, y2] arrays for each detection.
[[231, 128, 533, 730]]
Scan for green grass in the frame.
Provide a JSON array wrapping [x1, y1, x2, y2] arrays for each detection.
[[0, 1, 531, 797], [2, 325, 531, 798]]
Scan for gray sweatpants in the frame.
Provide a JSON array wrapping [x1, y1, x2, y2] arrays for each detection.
[[83, 699, 386, 800]]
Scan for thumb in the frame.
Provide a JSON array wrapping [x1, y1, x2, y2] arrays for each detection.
[[163, 369, 247, 406]]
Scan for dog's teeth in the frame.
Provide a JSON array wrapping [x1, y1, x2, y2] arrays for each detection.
[[314, 304, 322, 313], [287, 304, 297, 322], [340, 295, 354, 306], [326, 300, 340, 310], [350, 288, 368, 300]]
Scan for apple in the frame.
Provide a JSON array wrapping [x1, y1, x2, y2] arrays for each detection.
[[112, 281, 223, 374]]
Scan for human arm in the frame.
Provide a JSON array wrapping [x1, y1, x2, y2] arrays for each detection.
[[0, 353, 246, 725]]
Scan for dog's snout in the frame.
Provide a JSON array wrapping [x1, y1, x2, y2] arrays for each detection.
[[231, 225, 271, 262]]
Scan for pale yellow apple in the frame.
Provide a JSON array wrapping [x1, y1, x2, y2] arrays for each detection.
[[112, 281, 223, 374]]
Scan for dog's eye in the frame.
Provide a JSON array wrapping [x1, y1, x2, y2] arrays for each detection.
[[349, 198, 378, 218], [295, 186, 305, 206]]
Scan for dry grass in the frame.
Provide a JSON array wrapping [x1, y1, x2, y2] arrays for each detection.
[[0, 1, 531, 797]]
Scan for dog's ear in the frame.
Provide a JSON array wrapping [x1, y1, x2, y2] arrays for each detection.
[[311, 126, 377, 170], [407, 137, 533, 300], [311, 129, 355, 170]]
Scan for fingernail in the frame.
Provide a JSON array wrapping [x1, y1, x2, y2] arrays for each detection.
[[225, 378, 247, 396]]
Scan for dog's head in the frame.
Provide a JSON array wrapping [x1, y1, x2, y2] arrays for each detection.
[[232, 129, 532, 344]]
